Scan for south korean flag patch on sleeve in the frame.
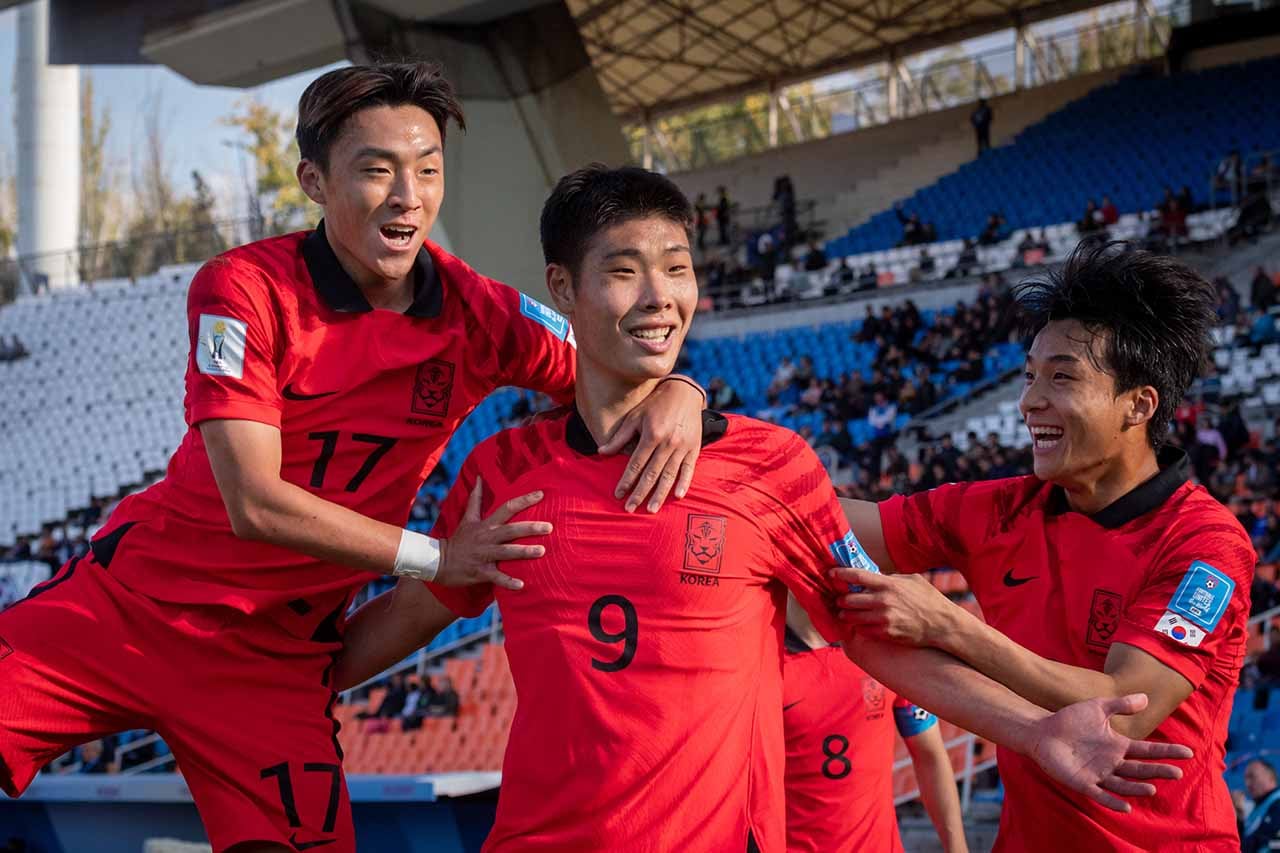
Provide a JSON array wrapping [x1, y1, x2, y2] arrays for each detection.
[[1155, 560, 1235, 648]]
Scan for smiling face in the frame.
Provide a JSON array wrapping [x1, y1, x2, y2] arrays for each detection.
[[297, 104, 444, 289], [547, 215, 697, 390], [1019, 319, 1156, 484]]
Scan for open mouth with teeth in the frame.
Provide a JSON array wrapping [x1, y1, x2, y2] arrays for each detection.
[[1030, 425, 1065, 450], [380, 224, 416, 247], [629, 327, 674, 342]]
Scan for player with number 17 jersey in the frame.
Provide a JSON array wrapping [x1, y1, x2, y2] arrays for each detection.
[[428, 409, 862, 852]]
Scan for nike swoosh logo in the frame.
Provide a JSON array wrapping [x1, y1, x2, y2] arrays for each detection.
[[289, 834, 336, 851], [282, 383, 337, 401], [783, 701, 803, 711], [1003, 569, 1038, 587]]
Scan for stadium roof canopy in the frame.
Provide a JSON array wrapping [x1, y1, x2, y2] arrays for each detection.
[[568, 0, 1117, 119], [8, 0, 1117, 120]]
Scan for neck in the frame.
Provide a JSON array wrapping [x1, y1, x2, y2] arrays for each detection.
[[325, 226, 416, 312], [574, 362, 663, 449], [1061, 445, 1161, 516]]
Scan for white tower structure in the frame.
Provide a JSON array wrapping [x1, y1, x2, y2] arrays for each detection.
[[15, 0, 80, 291]]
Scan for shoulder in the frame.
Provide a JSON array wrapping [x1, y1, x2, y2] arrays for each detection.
[[1150, 484, 1255, 582], [459, 413, 568, 482], [718, 413, 811, 455], [428, 241, 515, 314], [189, 232, 306, 300]]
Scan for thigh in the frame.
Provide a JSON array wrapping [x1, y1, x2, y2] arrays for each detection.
[[0, 556, 148, 796], [160, 625, 353, 853]]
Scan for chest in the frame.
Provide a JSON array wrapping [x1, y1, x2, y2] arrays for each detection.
[[966, 516, 1150, 664]]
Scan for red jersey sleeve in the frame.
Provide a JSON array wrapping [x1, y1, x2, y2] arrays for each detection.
[[425, 444, 498, 619], [878, 479, 1007, 575], [760, 433, 870, 643], [472, 279, 576, 406], [184, 256, 283, 428], [1111, 527, 1254, 688]]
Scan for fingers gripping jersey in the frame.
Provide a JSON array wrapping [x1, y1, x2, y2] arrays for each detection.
[[878, 449, 1254, 852], [781, 645, 936, 853], [93, 225, 575, 635], [428, 412, 857, 852]]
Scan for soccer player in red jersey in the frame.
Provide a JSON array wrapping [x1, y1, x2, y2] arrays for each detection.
[[782, 595, 968, 853], [835, 243, 1253, 850], [0, 64, 708, 853], [334, 166, 1193, 852]]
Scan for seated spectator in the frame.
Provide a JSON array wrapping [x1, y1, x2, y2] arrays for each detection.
[[358, 672, 408, 722], [947, 240, 980, 278], [78, 738, 118, 775], [1240, 759, 1280, 853], [769, 356, 796, 394], [423, 676, 460, 718], [977, 212, 1006, 246], [803, 241, 827, 272], [1214, 149, 1244, 198], [858, 263, 878, 291], [1177, 185, 1197, 214], [796, 378, 824, 412], [1154, 197, 1188, 242], [1077, 199, 1104, 233], [867, 392, 898, 443], [400, 676, 438, 731], [1213, 276, 1241, 325], [791, 355, 815, 389], [1251, 266, 1277, 311], [910, 248, 936, 282], [815, 418, 852, 457], [894, 203, 926, 246], [827, 257, 855, 295], [707, 376, 743, 410], [1100, 195, 1119, 225]]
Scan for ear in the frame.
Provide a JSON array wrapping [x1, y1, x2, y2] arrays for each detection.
[[1126, 385, 1159, 428], [545, 263, 575, 315], [297, 160, 326, 206]]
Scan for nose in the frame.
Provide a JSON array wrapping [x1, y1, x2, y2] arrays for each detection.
[[387, 168, 422, 213], [1018, 373, 1046, 419], [639, 267, 675, 313]]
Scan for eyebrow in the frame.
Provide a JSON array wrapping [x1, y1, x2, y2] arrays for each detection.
[[601, 245, 691, 260], [353, 145, 441, 161], [1026, 354, 1084, 366]]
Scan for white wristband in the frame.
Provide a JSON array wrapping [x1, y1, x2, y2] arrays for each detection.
[[393, 529, 441, 582]]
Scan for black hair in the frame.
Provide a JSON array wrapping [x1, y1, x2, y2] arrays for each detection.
[[1251, 758, 1278, 781], [1014, 241, 1216, 449], [540, 164, 694, 277], [297, 62, 466, 171]]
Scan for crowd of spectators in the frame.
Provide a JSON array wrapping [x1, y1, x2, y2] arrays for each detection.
[[357, 671, 461, 734]]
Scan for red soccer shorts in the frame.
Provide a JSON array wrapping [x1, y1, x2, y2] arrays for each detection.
[[0, 549, 355, 852]]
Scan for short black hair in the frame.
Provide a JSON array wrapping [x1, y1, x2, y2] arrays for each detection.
[[1014, 241, 1216, 449], [297, 62, 466, 171], [540, 164, 694, 277]]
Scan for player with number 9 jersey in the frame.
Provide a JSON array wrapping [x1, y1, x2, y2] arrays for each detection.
[[428, 409, 861, 852]]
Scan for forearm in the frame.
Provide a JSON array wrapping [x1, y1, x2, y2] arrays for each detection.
[[844, 634, 1048, 755], [908, 736, 969, 853], [935, 608, 1120, 713], [238, 478, 404, 576], [839, 498, 896, 572], [333, 580, 456, 691]]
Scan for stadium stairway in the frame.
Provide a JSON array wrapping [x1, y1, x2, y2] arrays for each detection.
[[826, 67, 1136, 236], [830, 55, 1280, 256]]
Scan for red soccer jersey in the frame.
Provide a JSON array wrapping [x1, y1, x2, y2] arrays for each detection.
[[95, 223, 575, 637], [428, 410, 859, 852], [879, 448, 1254, 851], [782, 643, 938, 853]]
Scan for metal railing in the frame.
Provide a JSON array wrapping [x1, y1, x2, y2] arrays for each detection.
[[1207, 147, 1280, 215], [628, 10, 1172, 173], [0, 212, 308, 306], [1250, 603, 1280, 656], [892, 730, 1000, 813], [119, 732, 176, 776]]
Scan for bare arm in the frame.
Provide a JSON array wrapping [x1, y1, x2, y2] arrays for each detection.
[[904, 724, 969, 853], [839, 498, 897, 573], [333, 579, 458, 691], [201, 418, 548, 587], [843, 633, 1191, 812], [837, 568, 1193, 737]]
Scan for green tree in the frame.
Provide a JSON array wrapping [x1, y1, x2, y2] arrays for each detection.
[[222, 99, 317, 236], [80, 73, 123, 280]]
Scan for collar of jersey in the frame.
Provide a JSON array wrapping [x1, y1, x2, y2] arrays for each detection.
[[1045, 446, 1190, 528], [564, 407, 729, 456], [302, 219, 443, 318]]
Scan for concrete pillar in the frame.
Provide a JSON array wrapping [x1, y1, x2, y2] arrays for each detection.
[[886, 59, 900, 121], [641, 114, 654, 170], [1014, 25, 1027, 90], [363, 2, 626, 304], [16, 0, 80, 292]]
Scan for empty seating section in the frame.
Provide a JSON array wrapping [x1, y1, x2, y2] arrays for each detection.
[[831, 56, 1280, 256]]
